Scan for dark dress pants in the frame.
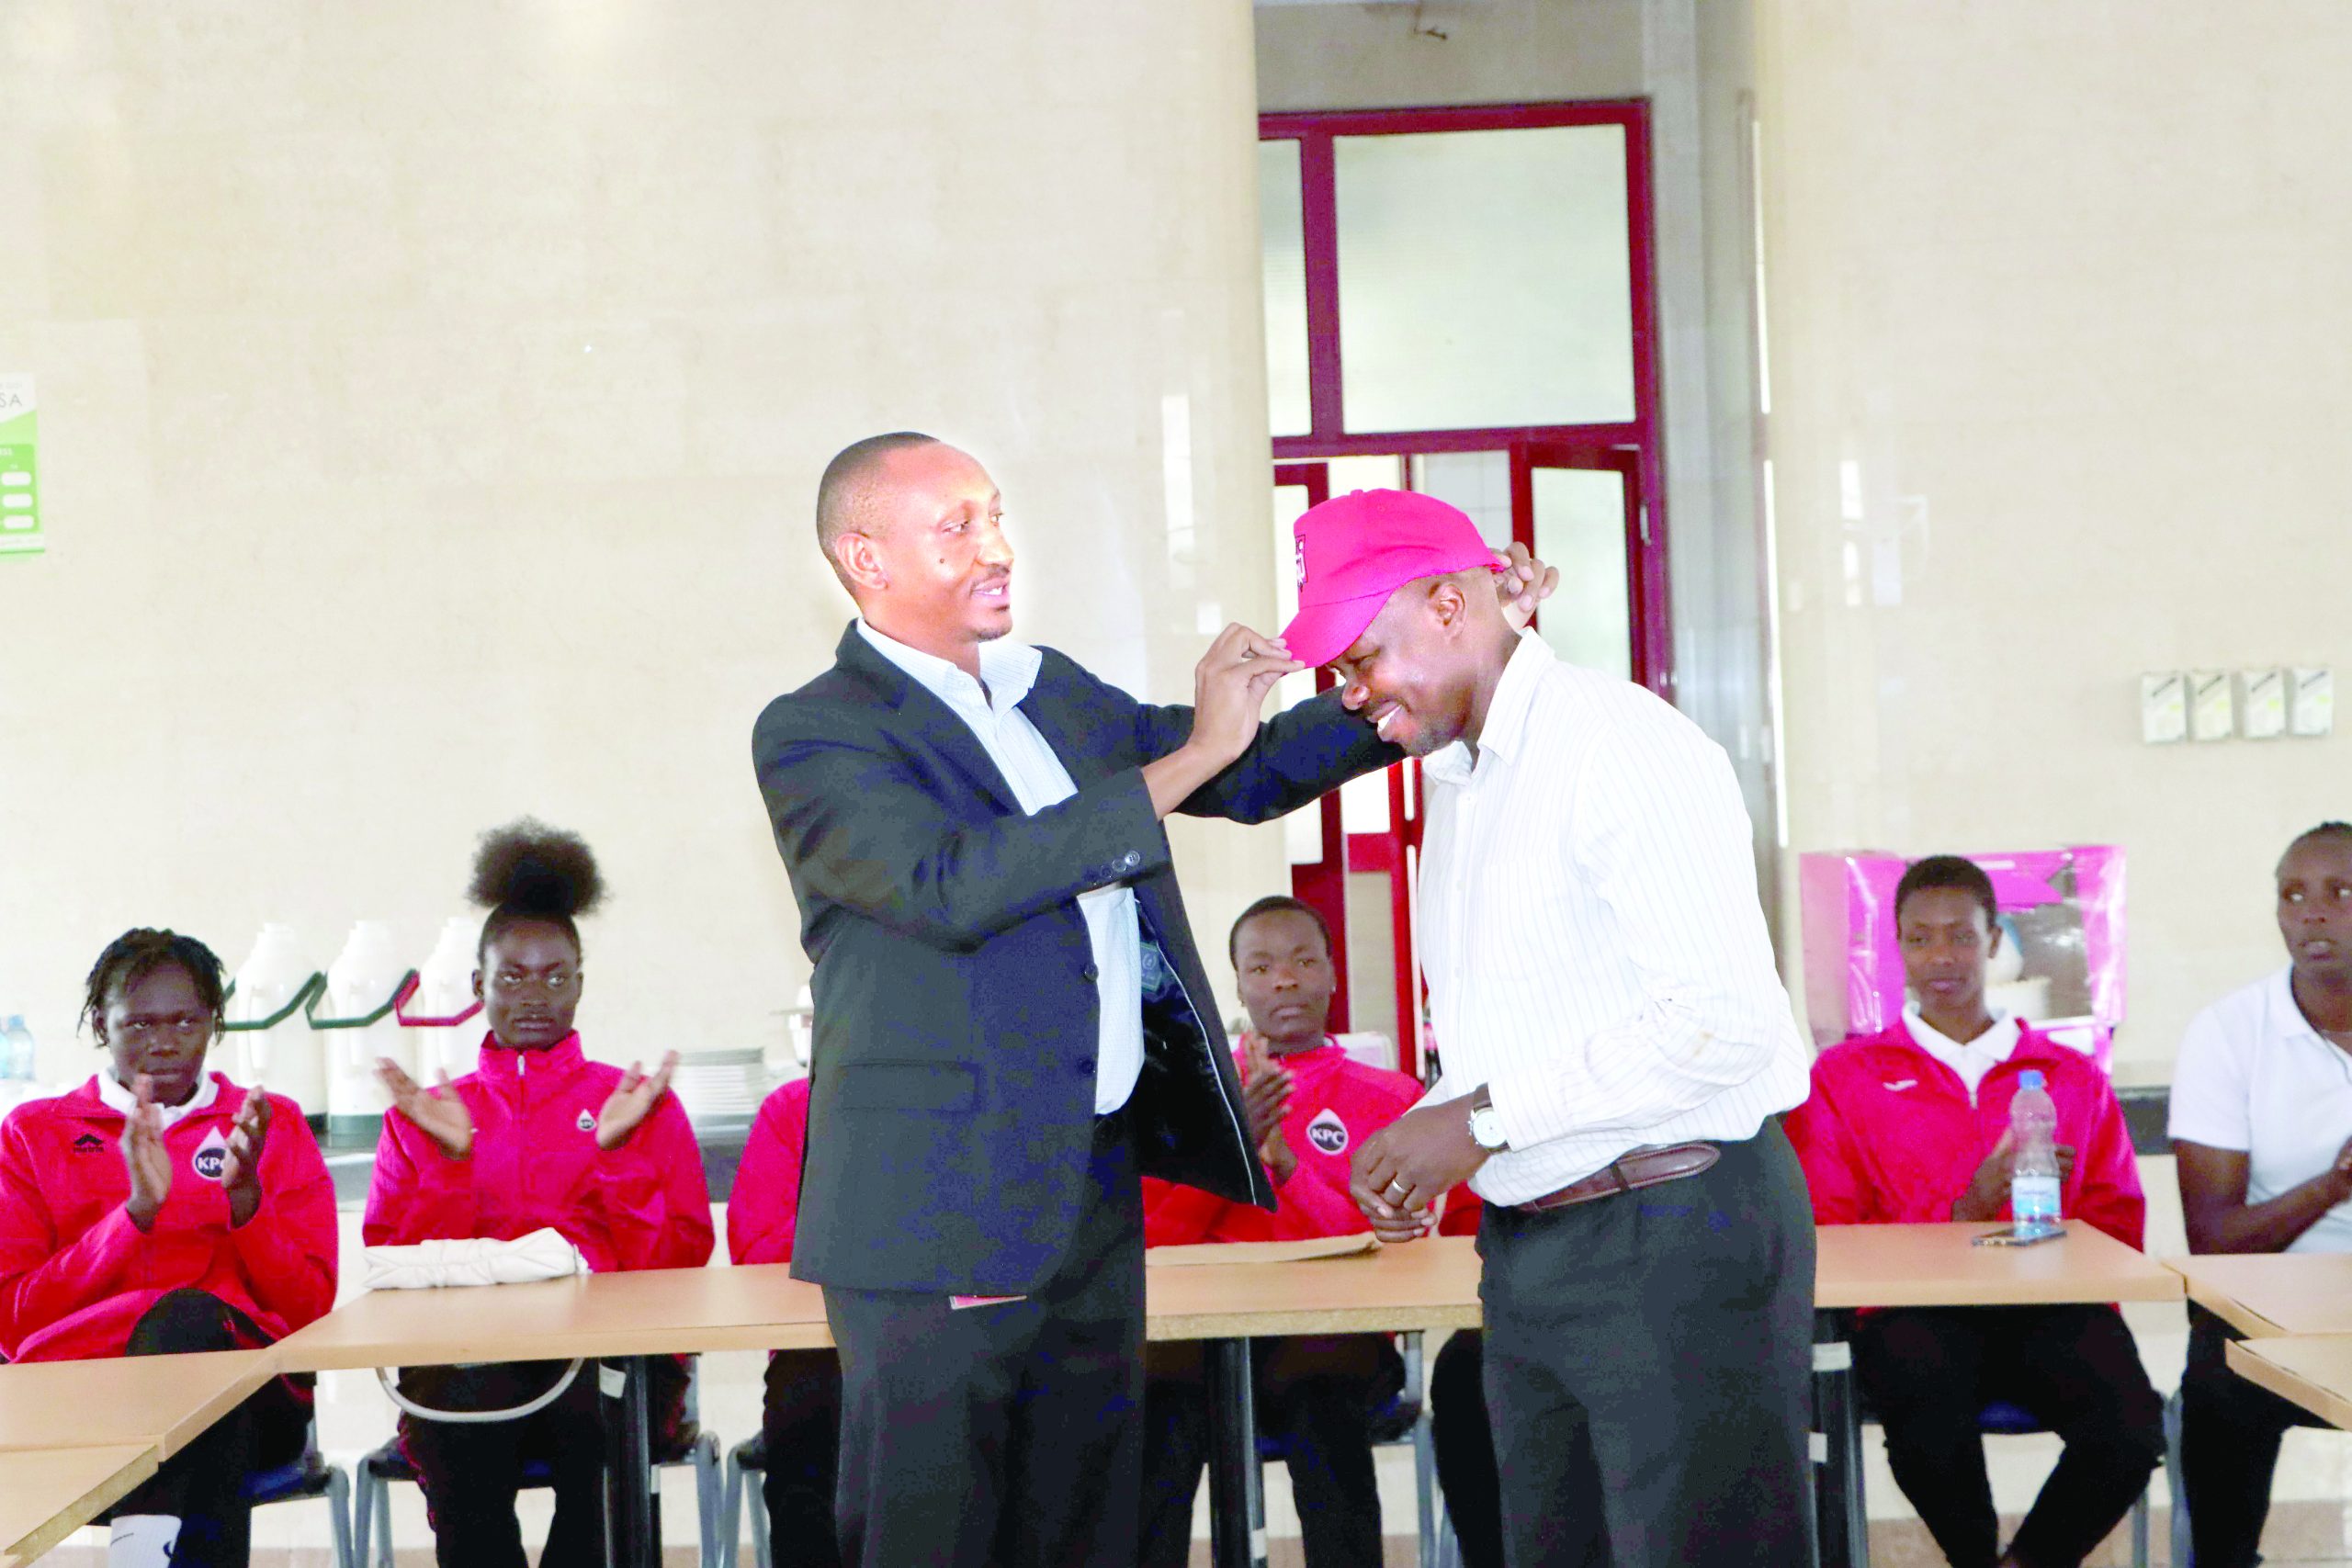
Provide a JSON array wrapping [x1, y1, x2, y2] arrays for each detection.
[[761, 1348, 844, 1568], [1429, 1330, 1505, 1568], [823, 1110, 1145, 1568], [1477, 1123, 1816, 1568], [101, 1289, 312, 1568], [2180, 1300, 2330, 1568]]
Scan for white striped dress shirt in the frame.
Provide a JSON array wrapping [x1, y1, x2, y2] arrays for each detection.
[[1419, 632, 1810, 1204], [854, 619, 1144, 1113]]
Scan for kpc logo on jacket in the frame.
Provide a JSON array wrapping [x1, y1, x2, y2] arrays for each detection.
[[192, 1126, 231, 1181], [1306, 1106, 1349, 1156]]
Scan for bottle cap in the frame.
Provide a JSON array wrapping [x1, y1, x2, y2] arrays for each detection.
[[2018, 1069, 2046, 1090]]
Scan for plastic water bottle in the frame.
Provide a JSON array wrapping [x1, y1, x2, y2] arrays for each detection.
[[1, 1015, 33, 1080], [2009, 1068, 2063, 1228]]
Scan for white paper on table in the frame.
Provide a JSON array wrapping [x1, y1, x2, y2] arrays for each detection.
[[362, 1227, 584, 1291]]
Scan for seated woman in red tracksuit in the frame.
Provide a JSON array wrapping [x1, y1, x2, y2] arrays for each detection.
[[366, 822, 714, 1568], [1787, 854, 2163, 1568], [0, 929, 337, 1568], [728, 1074, 842, 1568], [1140, 896, 1479, 1568]]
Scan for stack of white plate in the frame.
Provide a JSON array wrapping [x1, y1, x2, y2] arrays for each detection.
[[669, 1046, 771, 1123]]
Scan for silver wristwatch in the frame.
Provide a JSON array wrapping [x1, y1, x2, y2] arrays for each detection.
[[1468, 1103, 1510, 1152]]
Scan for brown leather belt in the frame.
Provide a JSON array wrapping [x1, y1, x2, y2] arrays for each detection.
[[1517, 1141, 1722, 1212]]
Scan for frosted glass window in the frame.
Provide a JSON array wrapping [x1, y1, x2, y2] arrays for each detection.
[[1341, 770, 1390, 834], [1334, 126, 1634, 433], [1410, 451, 1513, 550], [1324, 453, 1403, 498], [1531, 468, 1633, 680], [1261, 141, 1312, 439]]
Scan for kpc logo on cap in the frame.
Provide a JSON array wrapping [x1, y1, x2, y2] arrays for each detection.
[[1280, 490, 1498, 669]]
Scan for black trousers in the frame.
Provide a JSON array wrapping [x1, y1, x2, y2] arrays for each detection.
[[824, 1111, 1144, 1568], [1139, 1333, 1405, 1568], [398, 1355, 691, 1568], [1429, 1331, 1505, 1568], [761, 1348, 844, 1568], [2179, 1301, 2328, 1568], [101, 1290, 311, 1568], [1477, 1123, 1816, 1568], [1853, 1304, 2164, 1568]]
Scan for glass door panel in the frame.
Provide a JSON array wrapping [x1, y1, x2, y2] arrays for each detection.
[[1333, 124, 1635, 433], [1518, 445, 1640, 682]]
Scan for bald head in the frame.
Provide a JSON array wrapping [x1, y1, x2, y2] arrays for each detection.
[[816, 431, 941, 580]]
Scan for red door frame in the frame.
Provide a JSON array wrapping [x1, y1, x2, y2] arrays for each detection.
[[1265, 101, 1671, 1071], [1260, 99, 1671, 697]]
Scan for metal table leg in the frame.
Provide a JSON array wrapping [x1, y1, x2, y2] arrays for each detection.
[[602, 1355, 657, 1568], [1204, 1337, 1268, 1568], [1811, 1310, 1868, 1568]]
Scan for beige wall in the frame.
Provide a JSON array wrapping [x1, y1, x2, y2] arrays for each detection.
[[1256, 0, 1645, 112], [0, 1, 1286, 1083], [1756, 0, 2352, 1067]]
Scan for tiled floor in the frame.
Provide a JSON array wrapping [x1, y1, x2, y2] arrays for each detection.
[[40, 1156, 2352, 1565]]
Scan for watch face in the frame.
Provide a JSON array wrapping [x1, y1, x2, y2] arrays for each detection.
[[1471, 1107, 1506, 1149]]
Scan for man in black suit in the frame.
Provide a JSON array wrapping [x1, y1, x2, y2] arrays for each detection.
[[751, 432, 1544, 1567]]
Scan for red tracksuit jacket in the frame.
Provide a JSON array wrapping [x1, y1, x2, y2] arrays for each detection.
[[0, 1073, 338, 1363], [365, 1032, 715, 1273], [1143, 1039, 1482, 1244], [1786, 1021, 2145, 1248], [727, 1077, 809, 1268]]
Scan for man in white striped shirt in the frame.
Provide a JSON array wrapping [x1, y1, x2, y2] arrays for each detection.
[[1278, 488, 1815, 1568]]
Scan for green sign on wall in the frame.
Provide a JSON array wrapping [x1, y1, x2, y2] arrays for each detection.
[[0, 375, 39, 558]]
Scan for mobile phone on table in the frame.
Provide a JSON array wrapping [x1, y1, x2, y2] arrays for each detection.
[[1973, 1222, 2066, 1247]]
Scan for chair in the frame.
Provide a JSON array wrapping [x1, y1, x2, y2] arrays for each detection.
[[353, 1362, 725, 1568], [720, 1433, 769, 1568], [2164, 1386, 2190, 1568], [243, 1420, 356, 1568]]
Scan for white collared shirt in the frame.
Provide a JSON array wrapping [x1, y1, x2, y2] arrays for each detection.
[[2169, 966, 2352, 1254], [855, 619, 1143, 1113], [1903, 1005, 2022, 1105], [1418, 633, 1811, 1204], [97, 1067, 221, 1129]]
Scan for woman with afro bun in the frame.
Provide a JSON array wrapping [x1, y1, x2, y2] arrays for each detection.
[[364, 820, 713, 1568]]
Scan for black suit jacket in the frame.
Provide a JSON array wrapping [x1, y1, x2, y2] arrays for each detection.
[[752, 624, 1397, 1294]]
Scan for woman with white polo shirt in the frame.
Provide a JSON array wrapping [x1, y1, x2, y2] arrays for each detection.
[[2170, 821, 2352, 1568]]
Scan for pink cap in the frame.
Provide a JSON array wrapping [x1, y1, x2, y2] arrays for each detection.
[[1278, 489, 1500, 668]]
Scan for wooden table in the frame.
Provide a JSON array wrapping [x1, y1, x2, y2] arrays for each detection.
[[274, 1263, 832, 1371], [2168, 1252, 2352, 1338], [1146, 1234, 1479, 1341], [0, 1349, 276, 1457], [1810, 1224, 2184, 1568], [277, 1263, 829, 1568], [0, 1443, 158, 1568], [2224, 1335, 2352, 1428], [271, 1246, 1479, 1568]]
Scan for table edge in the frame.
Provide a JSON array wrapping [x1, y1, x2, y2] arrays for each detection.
[[2226, 1338, 2352, 1429], [2, 1442, 158, 1566]]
